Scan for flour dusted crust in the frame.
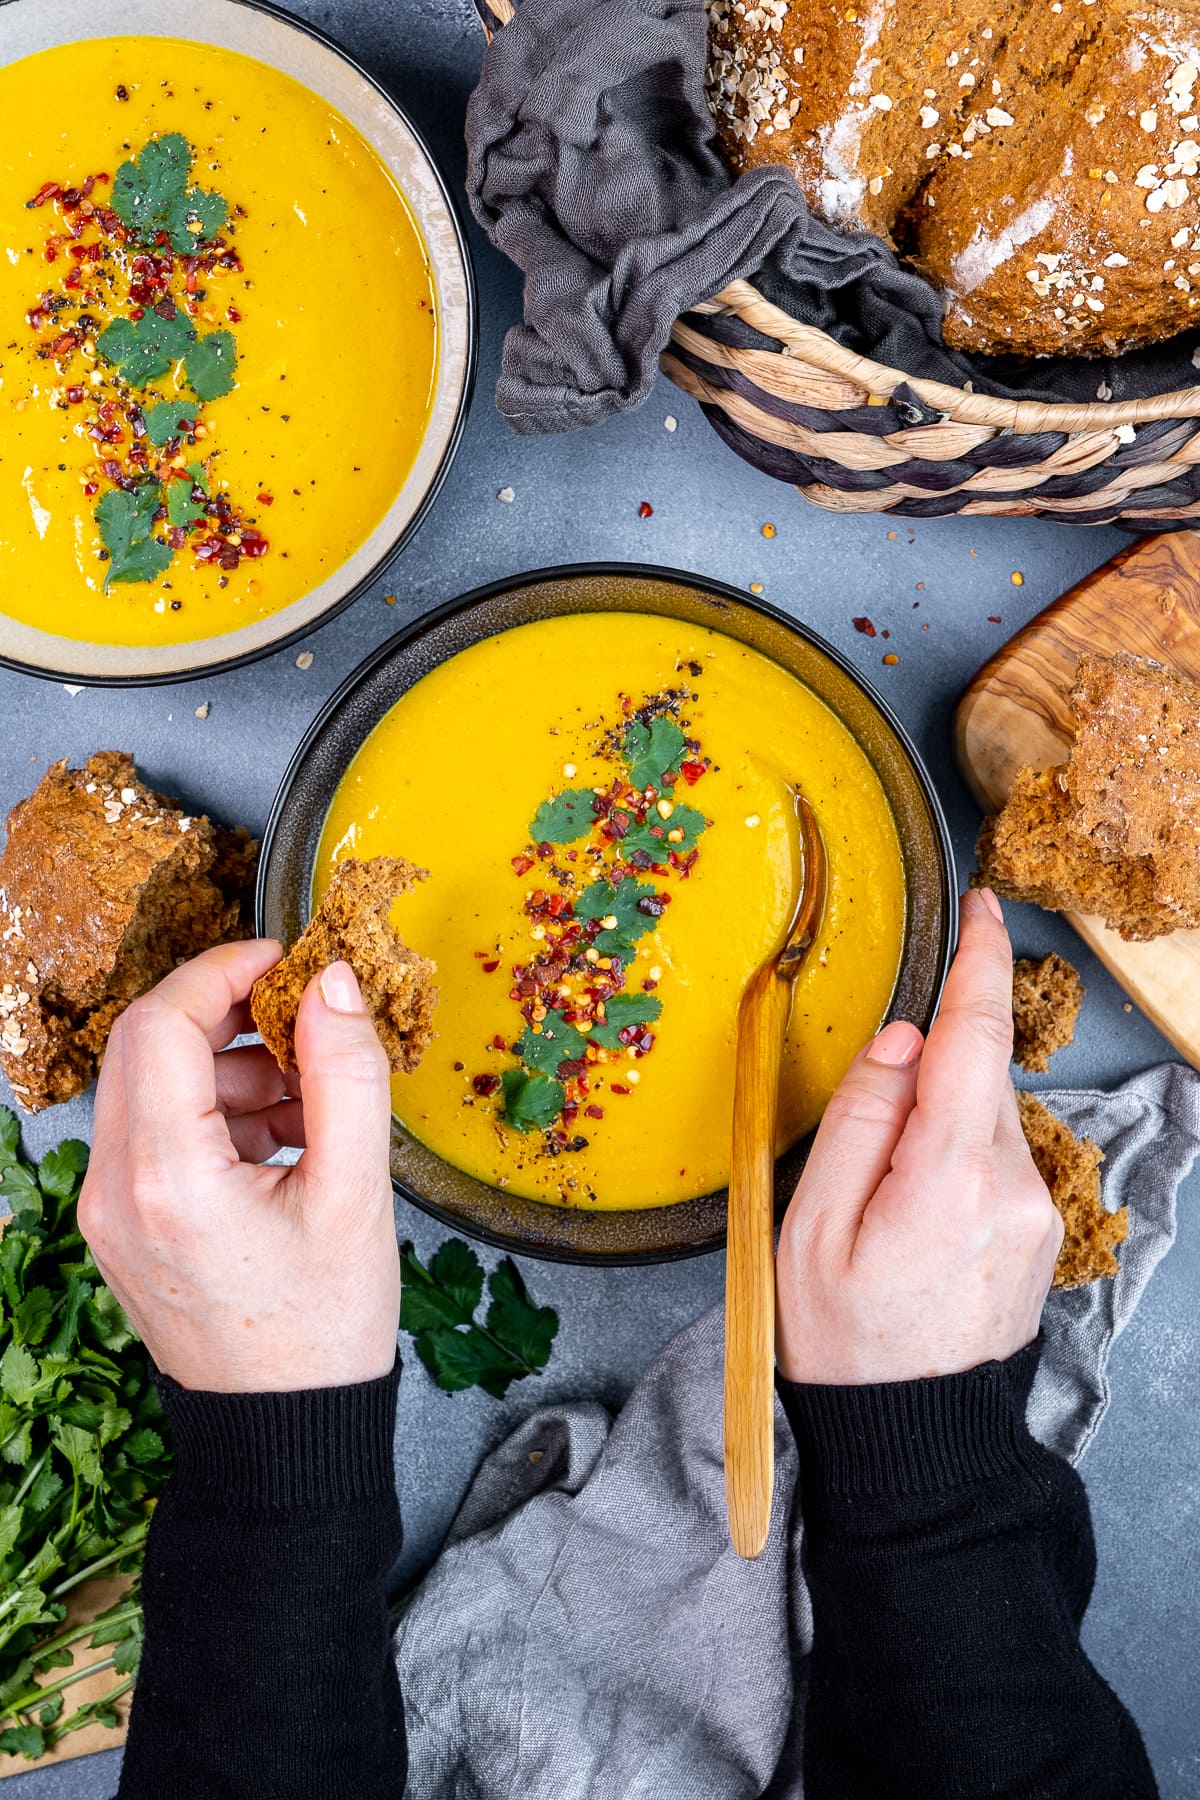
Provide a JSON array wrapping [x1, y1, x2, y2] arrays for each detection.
[[976, 653, 1200, 940], [1017, 1090, 1126, 1289], [250, 856, 437, 1075], [0, 753, 256, 1112], [707, 0, 1200, 356]]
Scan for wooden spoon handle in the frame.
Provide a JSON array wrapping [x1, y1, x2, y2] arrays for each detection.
[[724, 961, 794, 1561]]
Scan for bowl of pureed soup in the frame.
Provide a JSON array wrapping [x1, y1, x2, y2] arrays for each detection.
[[259, 566, 957, 1264], [0, 0, 474, 684]]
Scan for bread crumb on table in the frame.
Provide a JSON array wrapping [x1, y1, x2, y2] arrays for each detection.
[[1012, 952, 1083, 1073]]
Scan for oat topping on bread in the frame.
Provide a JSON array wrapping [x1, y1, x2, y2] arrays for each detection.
[[708, 0, 1200, 356], [976, 653, 1200, 941], [251, 856, 437, 1076], [0, 752, 256, 1113]]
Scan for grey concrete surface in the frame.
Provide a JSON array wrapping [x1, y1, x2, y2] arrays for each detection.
[[1, 0, 1197, 1793]]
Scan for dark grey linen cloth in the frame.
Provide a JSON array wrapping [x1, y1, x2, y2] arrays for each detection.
[[394, 1061, 1200, 1799], [466, 0, 1200, 435]]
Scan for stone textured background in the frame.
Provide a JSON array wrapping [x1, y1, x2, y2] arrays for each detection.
[[1, 1, 1196, 1792]]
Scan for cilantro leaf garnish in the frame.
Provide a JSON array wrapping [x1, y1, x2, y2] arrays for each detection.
[[528, 788, 596, 845], [399, 1239, 558, 1399], [185, 330, 237, 402], [518, 1017, 589, 1078], [166, 464, 208, 531], [625, 716, 686, 790], [111, 133, 228, 254], [499, 1067, 565, 1133], [0, 1107, 172, 1760], [96, 303, 192, 387], [143, 399, 198, 447], [574, 876, 661, 957], [589, 991, 662, 1049], [95, 483, 171, 588], [622, 801, 707, 861]]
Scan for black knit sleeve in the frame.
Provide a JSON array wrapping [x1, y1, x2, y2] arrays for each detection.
[[780, 1342, 1158, 1800], [116, 1362, 405, 1800]]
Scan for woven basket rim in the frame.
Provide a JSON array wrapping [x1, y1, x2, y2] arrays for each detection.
[[702, 281, 1200, 431]]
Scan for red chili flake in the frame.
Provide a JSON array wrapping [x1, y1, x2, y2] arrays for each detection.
[[637, 501, 653, 518], [852, 616, 877, 637], [610, 1084, 632, 1097], [129, 306, 145, 321], [511, 853, 534, 876], [27, 181, 62, 208], [472, 1074, 501, 1097], [679, 760, 706, 786], [239, 532, 269, 558], [584, 1104, 605, 1120], [481, 959, 500, 973], [64, 385, 84, 404], [987, 614, 1002, 624], [82, 481, 98, 498], [490, 1034, 508, 1051], [256, 491, 274, 506], [43, 240, 59, 264], [227, 305, 242, 324]]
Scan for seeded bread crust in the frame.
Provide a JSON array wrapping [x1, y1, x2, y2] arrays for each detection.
[[708, 0, 1200, 356], [1017, 1090, 1126, 1289], [975, 652, 1200, 941], [0, 752, 256, 1113], [251, 856, 437, 1075], [1012, 952, 1084, 1074]]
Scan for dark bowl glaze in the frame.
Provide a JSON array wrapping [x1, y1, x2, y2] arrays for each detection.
[[257, 564, 957, 1264]]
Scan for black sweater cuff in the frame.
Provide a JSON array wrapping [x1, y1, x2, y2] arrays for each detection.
[[779, 1339, 1042, 1498], [153, 1359, 402, 1509]]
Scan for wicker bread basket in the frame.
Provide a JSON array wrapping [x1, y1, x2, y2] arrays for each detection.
[[477, 0, 1200, 528]]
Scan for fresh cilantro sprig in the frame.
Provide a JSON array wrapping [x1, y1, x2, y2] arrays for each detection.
[[142, 398, 198, 447], [589, 991, 662, 1050], [399, 1239, 558, 1399], [96, 304, 192, 387], [528, 788, 596, 845], [95, 483, 171, 588], [625, 716, 686, 790], [499, 1068, 564, 1133], [574, 876, 662, 959], [622, 801, 707, 861], [111, 133, 228, 255], [0, 1109, 171, 1762], [166, 465, 208, 532]]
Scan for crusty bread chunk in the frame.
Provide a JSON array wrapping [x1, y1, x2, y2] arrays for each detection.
[[1012, 952, 1083, 1075], [251, 856, 436, 1075], [976, 654, 1200, 941], [1017, 1091, 1126, 1290], [0, 752, 255, 1113]]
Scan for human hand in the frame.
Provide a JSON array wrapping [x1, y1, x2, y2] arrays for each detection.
[[79, 940, 400, 1393], [775, 888, 1062, 1386]]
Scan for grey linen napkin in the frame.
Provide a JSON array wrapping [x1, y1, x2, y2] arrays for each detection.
[[394, 1062, 1200, 1800], [467, 0, 1200, 435]]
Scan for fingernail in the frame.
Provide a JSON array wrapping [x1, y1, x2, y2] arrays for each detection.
[[319, 960, 364, 1015], [974, 886, 1004, 922], [865, 1019, 924, 1067]]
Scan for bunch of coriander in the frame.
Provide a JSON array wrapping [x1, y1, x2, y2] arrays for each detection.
[[0, 1107, 171, 1761]]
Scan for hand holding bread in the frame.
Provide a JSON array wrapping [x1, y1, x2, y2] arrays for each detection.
[[78, 939, 400, 1394], [776, 890, 1063, 1386]]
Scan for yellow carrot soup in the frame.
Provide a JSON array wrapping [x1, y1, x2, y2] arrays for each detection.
[[316, 614, 907, 1210], [0, 37, 437, 646]]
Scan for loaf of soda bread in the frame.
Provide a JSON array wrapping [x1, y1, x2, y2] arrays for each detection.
[[0, 753, 255, 1112], [708, 0, 1200, 356]]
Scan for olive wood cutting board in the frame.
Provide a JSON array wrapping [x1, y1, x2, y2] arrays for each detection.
[[954, 529, 1200, 1071]]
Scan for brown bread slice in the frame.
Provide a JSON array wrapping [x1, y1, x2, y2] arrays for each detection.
[[1017, 1091, 1126, 1290], [251, 856, 436, 1074], [1012, 952, 1084, 1075], [0, 752, 255, 1113], [975, 653, 1200, 941]]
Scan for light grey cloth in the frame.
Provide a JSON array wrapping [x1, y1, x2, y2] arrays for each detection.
[[394, 1063, 1200, 1800]]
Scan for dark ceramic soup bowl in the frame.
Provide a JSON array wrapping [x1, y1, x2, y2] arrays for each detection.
[[257, 564, 957, 1265]]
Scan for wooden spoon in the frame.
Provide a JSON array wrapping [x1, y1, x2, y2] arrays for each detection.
[[724, 792, 828, 1560]]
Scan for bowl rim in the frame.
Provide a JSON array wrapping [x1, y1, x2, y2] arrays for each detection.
[[256, 561, 960, 1265], [0, 0, 478, 689]]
